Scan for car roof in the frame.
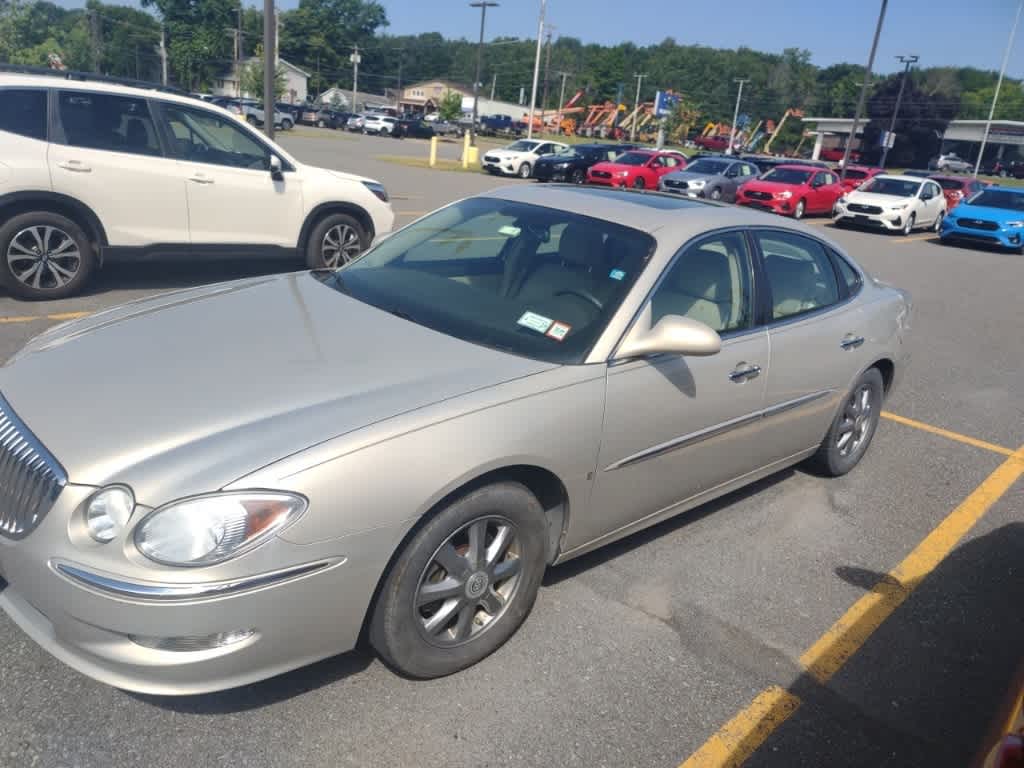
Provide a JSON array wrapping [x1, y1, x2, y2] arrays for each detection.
[[874, 174, 922, 182], [773, 164, 820, 171], [0, 71, 223, 111]]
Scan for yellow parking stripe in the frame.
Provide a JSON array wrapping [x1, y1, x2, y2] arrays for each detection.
[[678, 686, 801, 768], [881, 411, 1016, 457], [0, 311, 90, 325], [892, 234, 937, 243]]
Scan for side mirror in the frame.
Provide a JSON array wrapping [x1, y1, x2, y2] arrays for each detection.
[[615, 314, 722, 360], [270, 154, 284, 181]]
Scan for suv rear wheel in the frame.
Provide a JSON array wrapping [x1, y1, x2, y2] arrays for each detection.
[[305, 212, 368, 269], [0, 212, 96, 300]]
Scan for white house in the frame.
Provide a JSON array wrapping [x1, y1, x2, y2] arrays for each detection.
[[213, 57, 310, 104]]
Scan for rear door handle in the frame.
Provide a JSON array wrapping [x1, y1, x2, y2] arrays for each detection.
[[729, 363, 762, 382], [188, 174, 215, 185], [840, 334, 865, 350], [56, 160, 91, 173]]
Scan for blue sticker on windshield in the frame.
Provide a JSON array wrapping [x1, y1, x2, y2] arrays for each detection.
[[609, 269, 626, 281]]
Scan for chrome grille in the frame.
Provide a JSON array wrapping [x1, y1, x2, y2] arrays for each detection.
[[745, 190, 772, 200], [0, 394, 66, 539], [957, 218, 1000, 231]]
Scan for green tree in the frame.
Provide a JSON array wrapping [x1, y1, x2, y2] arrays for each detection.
[[141, 0, 235, 89], [437, 89, 463, 121], [279, 0, 387, 86], [240, 48, 286, 99]]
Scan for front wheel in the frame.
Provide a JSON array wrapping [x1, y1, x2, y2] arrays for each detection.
[[633, 177, 646, 189], [807, 367, 884, 477], [902, 213, 916, 236], [246, 115, 258, 126], [793, 199, 806, 219], [305, 213, 368, 269], [280, 118, 293, 131], [317, 119, 326, 128], [517, 163, 532, 179], [0, 211, 96, 300], [369, 482, 548, 679], [709, 187, 723, 201], [933, 211, 944, 233]]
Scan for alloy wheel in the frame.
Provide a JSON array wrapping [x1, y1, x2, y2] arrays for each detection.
[[903, 213, 915, 236], [836, 384, 873, 457], [413, 516, 522, 648], [320, 224, 362, 268], [794, 200, 805, 219], [6, 225, 81, 291]]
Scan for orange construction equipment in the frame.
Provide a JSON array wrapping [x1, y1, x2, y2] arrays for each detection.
[[764, 108, 805, 154]]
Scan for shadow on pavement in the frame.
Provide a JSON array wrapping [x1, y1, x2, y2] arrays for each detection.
[[83, 259, 302, 295], [745, 521, 1024, 767]]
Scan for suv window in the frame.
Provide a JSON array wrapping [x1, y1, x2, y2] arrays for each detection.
[[160, 103, 274, 170], [58, 91, 161, 156], [0, 89, 47, 141], [757, 232, 840, 320], [651, 232, 753, 333]]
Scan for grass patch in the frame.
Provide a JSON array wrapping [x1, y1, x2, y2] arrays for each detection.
[[285, 126, 356, 140], [375, 155, 482, 173]]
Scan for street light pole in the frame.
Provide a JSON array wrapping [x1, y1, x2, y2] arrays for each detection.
[[556, 70, 571, 131], [727, 78, 749, 155], [974, 0, 1024, 178], [840, 0, 888, 183], [526, 0, 546, 140], [879, 54, 918, 169], [262, 0, 275, 139], [350, 46, 361, 115], [630, 73, 646, 142], [469, 1, 498, 147]]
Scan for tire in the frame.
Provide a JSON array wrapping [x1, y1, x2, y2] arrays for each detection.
[[807, 367, 884, 477], [305, 212, 368, 269], [369, 482, 548, 679], [0, 211, 96, 300], [633, 177, 646, 189], [709, 187, 723, 201], [1000, 170, 1008, 178], [281, 118, 293, 131], [793, 199, 806, 219], [317, 119, 326, 128], [246, 115, 258, 126], [517, 163, 532, 179], [933, 211, 944, 233], [571, 168, 585, 184], [902, 213, 916, 236]]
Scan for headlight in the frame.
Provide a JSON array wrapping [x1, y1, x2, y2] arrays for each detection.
[[134, 491, 307, 567], [890, 203, 909, 210], [84, 486, 135, 543], [837, 197, 847, 206], [554, 162, 570, 169], [362, 181, 389, 203], [1005, 220, 1024, 227], [775, 190, 793, 199], [615, 171, 630, 177], [689, 179, 706, 187]]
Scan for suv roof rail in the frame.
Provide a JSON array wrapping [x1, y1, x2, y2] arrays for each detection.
[[0, 63, 193, 98]]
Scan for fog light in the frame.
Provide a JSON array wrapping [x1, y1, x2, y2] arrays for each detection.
[[1010, 233, 1021, 244], [129, 629, 256, 652], [85, 486, 135, 543]]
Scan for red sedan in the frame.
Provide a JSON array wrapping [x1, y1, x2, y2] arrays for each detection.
[[929, 175, 988, 210], [736, 164, 845, 219], [820, 147, 861, 163], [587, 150, 687, 189], [836, 165, 883, 193]]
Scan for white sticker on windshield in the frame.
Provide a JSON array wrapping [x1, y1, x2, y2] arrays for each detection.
[[517, 311, 553, 334], [499, 225, 522, 237]]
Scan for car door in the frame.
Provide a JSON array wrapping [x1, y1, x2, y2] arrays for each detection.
[[808, 171, 831, 212], [578, 231, 773, 548], [921, 180, 944, 224], [754, 229, 870, 463], [157, 101, 304, 248], [49, 89, 189, 247]]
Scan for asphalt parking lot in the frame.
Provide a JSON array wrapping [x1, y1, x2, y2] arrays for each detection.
[[1, 129, 1021, 768]]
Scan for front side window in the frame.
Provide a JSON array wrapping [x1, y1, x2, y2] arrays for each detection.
[[651, 232, 753, 334], [966, 189, 1024, 211], [614, 152, 653, 166], [812, 172, 828, 186], [685, 159, 730, 176], [757, 231, 840, 321], [317, 197, 654, 364], [506, 140, 540, 152], [0, 89, 47, 141], [161, 103, 274, 170], [58, 91, 161, 156]]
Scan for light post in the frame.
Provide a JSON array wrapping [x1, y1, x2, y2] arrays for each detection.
[[526, 0, 546, 140], [630, 73, 646, 141], [469, 1, 498, 146], [727, 78, 749, 155], [840, 0, 888, 183], [974, 0, 1024, 177], [879, 54, 918, 169]]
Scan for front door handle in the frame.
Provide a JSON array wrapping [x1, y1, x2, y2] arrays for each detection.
[[840, 334, 865, 350], [729, 363, 762, 382], [56, 160, 92, 173], [188, 174, 215, 185]]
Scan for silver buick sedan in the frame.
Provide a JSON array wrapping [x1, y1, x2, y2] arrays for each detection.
[[0, 186, 911, 695]]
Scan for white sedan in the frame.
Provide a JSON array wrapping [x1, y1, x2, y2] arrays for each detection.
[[481, 139, 569, 178], [833, 175, 946, 235]]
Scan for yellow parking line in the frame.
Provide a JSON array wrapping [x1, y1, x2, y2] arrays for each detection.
[[892, 234, 937, 243], [0, 311, 90, 325], [678, 686, 801, 768], [881, 411, 1016, 457]]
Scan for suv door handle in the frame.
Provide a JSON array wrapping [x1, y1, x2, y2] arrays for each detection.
[[840, 334, 865, 350], [56, 160, 91, 173], [188, 174, 215, 185], [728, 363, 762, 382]]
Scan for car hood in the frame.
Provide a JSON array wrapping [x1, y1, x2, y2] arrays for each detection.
[[590, 161, 641, 173], [845, 191, 914, 207], [484, 149, 531, 160], [743, 179, 805, 193], [0, 273, 553, 504], [951, 204, 1024, 223], [295, 163, 381, 187]]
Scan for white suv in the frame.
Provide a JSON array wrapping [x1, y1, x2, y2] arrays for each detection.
[[362, 114, 397, 136], [0, 71, 395, 299]]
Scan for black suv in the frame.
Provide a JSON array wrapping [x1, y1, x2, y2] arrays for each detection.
[[532, 143, 637, 183]]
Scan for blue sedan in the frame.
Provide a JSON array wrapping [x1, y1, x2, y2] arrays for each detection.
[[940, 186, 1024, 252]]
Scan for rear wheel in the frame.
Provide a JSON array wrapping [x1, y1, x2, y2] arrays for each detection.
[[517, 163, 532, 179], [281, 118, 293, 131], [370, 482, 548, 678], [317, 119, 326, 128], [246, 115, 258, 126], [0, 211, 96, 300], [807, 367, 884, 477], [571, 168, 585, 184], [305, 213, 368, 269]]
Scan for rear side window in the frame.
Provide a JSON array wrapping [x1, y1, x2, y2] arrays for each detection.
[[756, 231, 840, 321], [832, 253, 862, 296], [0, 89, 47, 141], [57, 91, 161, 156]]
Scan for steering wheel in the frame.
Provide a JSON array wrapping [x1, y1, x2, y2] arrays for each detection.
[[555, 288, 603, 311]]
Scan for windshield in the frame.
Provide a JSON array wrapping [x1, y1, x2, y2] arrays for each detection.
[[967, 189, 1024, 211], [843, 169, 868, 180], [763, 168, 811, 185], [318, 197, 654, 364], [935, 178, 965, 191], [861, 177, 921, 197], [686, 159, 731, 175], [506, 140, 540, 152], [614, 152, 652, 166]]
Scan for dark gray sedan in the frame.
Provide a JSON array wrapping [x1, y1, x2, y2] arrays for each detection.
[[660, 156, 761, 202]]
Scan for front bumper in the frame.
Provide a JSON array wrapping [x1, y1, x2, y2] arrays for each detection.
[[0, 484, 405, 695], [833, 206, 906, 230], [481, 158, 517, 175], [939, 220, 1023, 249], [737, 196, 793, 215], [587, 175, 627, 187]]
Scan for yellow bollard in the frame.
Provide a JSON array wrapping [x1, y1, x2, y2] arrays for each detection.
[[466, 146, 479, 166], [462, 130, 471, 169], [429, 136, 438, 167]]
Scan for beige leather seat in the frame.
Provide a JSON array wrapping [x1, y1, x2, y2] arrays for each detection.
[[516, 223, 611, 305], [765, 254, 822, 318], [653, 246, 733, 331]]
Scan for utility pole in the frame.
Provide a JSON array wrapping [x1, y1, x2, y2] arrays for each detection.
[[490, 73, 497, 100], [630, 73, 646, 142], [134, 43, 140, 80], [396, 51, 403, 95], [159, 24, 168, 86], [469, 1, 498, 146], [540, 25, 554, 121], [879, 54, 918, 169], [975, 0, 1024, 177], [350, 46, 361, 114], [263, 0, 275, 138], [315, 54, 321, 101], [526, 0, 546, 140], [236, 2, 243, 97], [726, 78, 749, 155], [88, 10, 102, 73], [555, 70, 571, 130], [841, 0, 888, 183]]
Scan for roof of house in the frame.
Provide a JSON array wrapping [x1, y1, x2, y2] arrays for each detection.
[[402, 79, 473, 94]]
